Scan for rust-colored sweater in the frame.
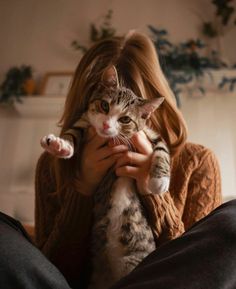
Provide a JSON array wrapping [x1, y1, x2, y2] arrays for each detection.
[[34, 142, 222, 288]]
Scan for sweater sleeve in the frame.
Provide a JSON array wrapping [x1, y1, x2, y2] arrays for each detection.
[[141, 145, 222, 248], [34, 152, 93, 286], [141, 192, 185, 246], [182, 148, 222, 229]]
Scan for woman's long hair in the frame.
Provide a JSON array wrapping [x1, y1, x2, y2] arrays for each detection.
[[55, 32, 188, 191]]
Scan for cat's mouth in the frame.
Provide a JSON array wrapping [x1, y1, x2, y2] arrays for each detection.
[[97, 129, 117, 138]]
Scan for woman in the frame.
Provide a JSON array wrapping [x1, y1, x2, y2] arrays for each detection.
[[34, 32, 222, 287], [0, 32, 232, 289]]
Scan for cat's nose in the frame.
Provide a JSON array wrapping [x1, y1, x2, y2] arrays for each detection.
[[103, 121, 110, 130]]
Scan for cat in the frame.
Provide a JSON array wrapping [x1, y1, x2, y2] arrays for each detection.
[[41, 66, 170, 289]]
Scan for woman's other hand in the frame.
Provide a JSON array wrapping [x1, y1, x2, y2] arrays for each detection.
[[78, 127, 128, 196], [115, 131, 153, 194]]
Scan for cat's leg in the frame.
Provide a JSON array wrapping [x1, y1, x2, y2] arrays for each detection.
[[148, 141, 170, 195], [148, 175, 170, 195], [114, 249, 154, 281], [122, 255, 145, 274], [40, 134, 74, 159]]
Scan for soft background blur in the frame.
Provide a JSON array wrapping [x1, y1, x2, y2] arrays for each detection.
[[0, 0, 236, 224]]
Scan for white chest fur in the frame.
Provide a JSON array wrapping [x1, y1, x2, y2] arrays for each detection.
[[105, 177, 136, 278], [107, 176, 135, 233]]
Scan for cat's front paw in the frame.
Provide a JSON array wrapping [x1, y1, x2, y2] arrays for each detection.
[[148, 176, 170, 195], [40, 134, 74, 159]]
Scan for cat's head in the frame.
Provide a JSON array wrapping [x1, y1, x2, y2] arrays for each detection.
[[87, 66, 164, 139]]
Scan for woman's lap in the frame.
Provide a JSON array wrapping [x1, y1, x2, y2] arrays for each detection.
[[111, 199, 236, 289], [0, 200, 236, 289], [0, 212, 71, 289]]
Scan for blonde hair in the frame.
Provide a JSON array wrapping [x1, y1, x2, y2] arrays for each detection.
[[56, 32, 188, 189]]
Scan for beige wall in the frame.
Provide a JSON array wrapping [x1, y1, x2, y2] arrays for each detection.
[[0, 0, 235, 82]]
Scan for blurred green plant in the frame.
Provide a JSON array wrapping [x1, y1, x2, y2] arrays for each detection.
[[71, 8, 236, 107], [71, 9, 116, 53], [0, 65, 33, 104], [202, 0, 236, 38], [219, 76, 236, 90], [148, 25, 227, 106]]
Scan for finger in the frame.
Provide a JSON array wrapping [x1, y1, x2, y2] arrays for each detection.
[[115, 151, 147, 168], [108, 138, 124, 147], [100, 153, 124, 171], [54, 148, 70, 158], [108, 139, 116, 147], [98, 145, 128, 160], [131, 131, 153, 155], [115, 166, 139, 179]]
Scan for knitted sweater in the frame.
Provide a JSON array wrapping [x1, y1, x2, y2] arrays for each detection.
[[34, 142, 222, 288]]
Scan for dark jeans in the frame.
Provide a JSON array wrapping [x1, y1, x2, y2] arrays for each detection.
[[1, 200, 236, 289]]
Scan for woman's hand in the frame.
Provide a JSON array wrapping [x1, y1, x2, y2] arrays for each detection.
[[115, 131, 153, 195], [78, 127, 128, 196]]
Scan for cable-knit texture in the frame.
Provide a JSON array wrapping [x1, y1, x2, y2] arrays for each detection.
[[34, 142, 222, 286], [34, 152, 93, 285], [140, 143, 222, 248]]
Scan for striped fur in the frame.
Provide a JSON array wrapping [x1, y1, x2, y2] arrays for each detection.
[[41, 84, 170, 289], [85, 86, 170, 289]]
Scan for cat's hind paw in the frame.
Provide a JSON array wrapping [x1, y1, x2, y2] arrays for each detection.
[[40, 134, 74, 159], [148, 176, 170, 195]]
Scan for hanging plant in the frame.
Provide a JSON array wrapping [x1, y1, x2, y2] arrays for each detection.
[[70, 8, 235, 107], [148, 25, 227, 106], [219, 76, 236, 90], [0, 65, 34, 104], [202, 0, 236, 38], [71, 9, 116, 53]]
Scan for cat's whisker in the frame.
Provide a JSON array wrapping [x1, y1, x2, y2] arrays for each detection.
[[119, 134, 136, 153], [117, 135, 126, 148], [124, 137, 133, 151], [119, 133, 129, 145], [125, 138, 132, 151], [111, 137, 116, 146], [113, 136, 119, 146], [128, 138, 137, 153], [119, 134, 133, 151], [118, 134, 126, 144]]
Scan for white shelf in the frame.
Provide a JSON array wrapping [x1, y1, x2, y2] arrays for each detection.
[[14, 95, 65, 118]]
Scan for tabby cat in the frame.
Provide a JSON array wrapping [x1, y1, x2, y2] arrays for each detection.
[[41, 66, 170, 289]]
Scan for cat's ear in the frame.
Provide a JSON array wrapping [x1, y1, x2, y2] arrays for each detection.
[[101, 65, 119, 89], [139, 97, 164, 119]]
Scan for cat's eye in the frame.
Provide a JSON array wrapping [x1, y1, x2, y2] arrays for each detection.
[[100, 100, 109, 113], [119, 116, 131, 124]]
